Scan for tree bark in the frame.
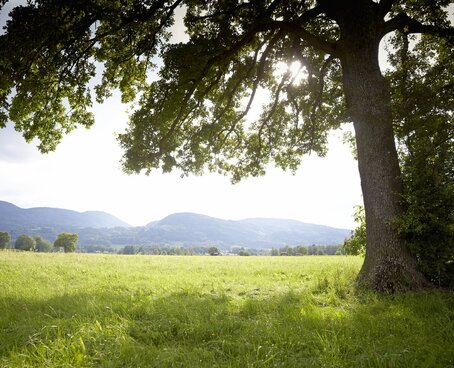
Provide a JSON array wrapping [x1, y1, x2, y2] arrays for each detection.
[[334, 2, 428, 292]]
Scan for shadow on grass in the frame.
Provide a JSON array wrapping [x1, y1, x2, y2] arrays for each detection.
[[1, 288, 453, 367]]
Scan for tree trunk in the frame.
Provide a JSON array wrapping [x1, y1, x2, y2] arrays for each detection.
[[335, 4, 428, 292]]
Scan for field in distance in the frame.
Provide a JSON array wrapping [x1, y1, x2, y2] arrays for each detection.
[[0, 252, 453, 367]]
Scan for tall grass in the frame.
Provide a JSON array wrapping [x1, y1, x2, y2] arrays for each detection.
[[0, 251, 453, 367]]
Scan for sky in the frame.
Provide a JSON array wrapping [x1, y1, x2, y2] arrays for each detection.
[[0, 2, 365, 229]]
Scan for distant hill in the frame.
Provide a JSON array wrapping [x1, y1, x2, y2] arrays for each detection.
[[0, 201, 351, 248], [138, 213, 351, 248], [0, 201, 130, 230]]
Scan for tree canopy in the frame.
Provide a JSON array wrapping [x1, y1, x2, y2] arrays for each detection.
[[14, 234, 36, 251], [0, 231, 10, 249], [0, 0, 453, 291], [54, 232, 78, 253], [34, 235, 53, 252], [207, 246, 220, 256], [0, 0, 450, 176]]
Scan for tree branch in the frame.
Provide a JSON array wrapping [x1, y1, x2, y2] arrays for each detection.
[[294, 5, 326, 23], [262, 0, 283, 19], [187, 3, 252, 21], [310, 54, 335, 125], [159, 6, 337, 144], [383, 13, 454, 38], [377, 0, 397, 18], [218, 32, 283, 146], [267, 21, 338, 55], [242, 31, 284, 119]]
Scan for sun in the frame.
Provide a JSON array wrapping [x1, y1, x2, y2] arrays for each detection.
[[273, 60, 308, 85]]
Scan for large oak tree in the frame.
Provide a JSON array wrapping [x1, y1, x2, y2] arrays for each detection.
[[0, 0, 453, 291]]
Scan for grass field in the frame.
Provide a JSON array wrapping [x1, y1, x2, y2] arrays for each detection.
[[0, 252, 453, 367]]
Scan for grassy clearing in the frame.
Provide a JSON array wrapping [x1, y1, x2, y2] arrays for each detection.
[[0, 252, 453, 367]]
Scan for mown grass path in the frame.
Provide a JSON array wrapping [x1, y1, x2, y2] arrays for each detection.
[[0, 252, 453, 367]]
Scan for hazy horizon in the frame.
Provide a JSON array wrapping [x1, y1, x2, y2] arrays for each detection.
[[1, 198, 354, 230]]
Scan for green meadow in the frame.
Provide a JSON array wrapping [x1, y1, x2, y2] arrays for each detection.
[[0, 252, 453, 367]]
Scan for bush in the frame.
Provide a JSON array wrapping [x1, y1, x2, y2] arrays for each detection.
[[342, 206, 366, 256], [388, 35, 454, 288], [398, 134, 454, 288]]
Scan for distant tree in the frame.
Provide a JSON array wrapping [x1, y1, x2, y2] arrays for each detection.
[[307, 245, 317, 256], [271, 248, 279, 256], [15, 234, 36, 251], [238, 250, 250, 256], [295, 245, 308, 256], [34, 236, 52, 253], [0, 232, 10, 249], [120, 245, 136, 255], [343, 206, 366, 256], [82, 244, 112, 253], [208, 246, 220, 256], [335, 247, 346, 256], [279, 246, 290, 256], [54, 233, 78, 253]]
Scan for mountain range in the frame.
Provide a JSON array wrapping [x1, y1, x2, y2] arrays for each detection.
[[0, 200, 130, 229], [0, 200, 351, 249]]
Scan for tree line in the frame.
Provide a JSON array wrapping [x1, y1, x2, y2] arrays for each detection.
[[0, 232, 78, 253], [116, 244, 343, 256], [0, 231, 346, 256], [271, 245, 343, 256]]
